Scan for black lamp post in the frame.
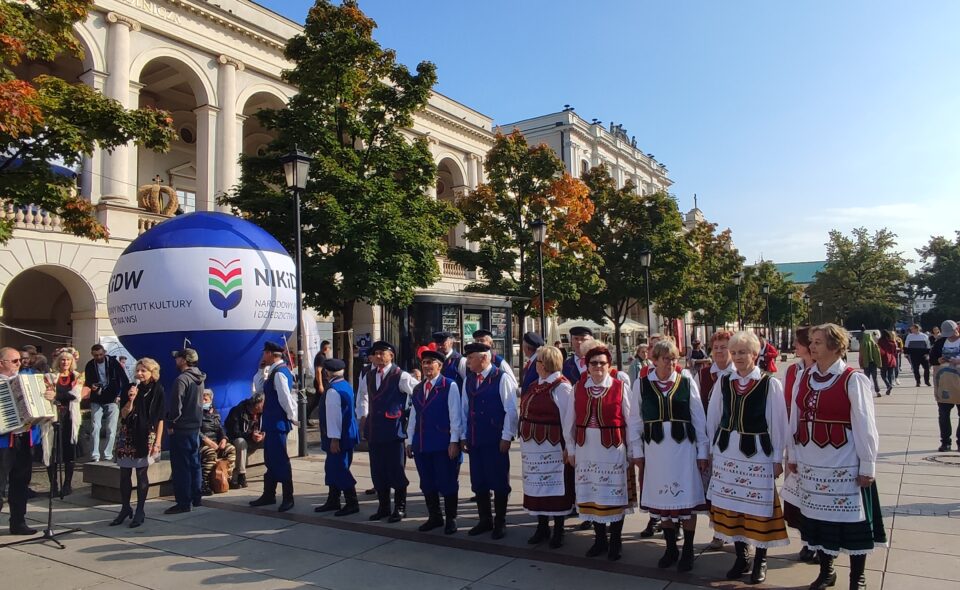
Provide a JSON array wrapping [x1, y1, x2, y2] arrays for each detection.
[[762, 282, 771, 340], [733, 272, 744, 330], [802, 293, 810, 324], [818, 301, 823, 324], [639, 250, 652, 336], [531, 219, 548, 338], [281, 147, 313, 458], [788, 292, 795, 351]]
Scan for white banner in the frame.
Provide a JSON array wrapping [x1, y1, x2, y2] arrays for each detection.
[[107, 247, 298, 335]]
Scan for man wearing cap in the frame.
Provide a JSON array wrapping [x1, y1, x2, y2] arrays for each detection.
[[433, 331, 464, 387], [406, 349, 462, 534], [562, 327, 595, 385], [358, 340, 418, 522], [249, 341, 298, 512], [164, 348, 205, 514], [470, 330, 515, 383], [314, 358, 361, 516], [521, 332, 545, 394], [461, 342, 519, 539], [931, 320, 960, 452]]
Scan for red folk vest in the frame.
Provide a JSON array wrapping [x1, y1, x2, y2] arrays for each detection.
[[698, 365, 718, 410], [518, 377, 569, 446], [794, 366, 857, 449], [574, 376, 625, 449]]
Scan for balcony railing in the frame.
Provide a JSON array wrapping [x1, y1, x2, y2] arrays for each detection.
[[438, 256, 467, 279], [4, 203, 63, 233]]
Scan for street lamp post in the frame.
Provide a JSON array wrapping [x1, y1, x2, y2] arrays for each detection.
[[733, 272, 744, 330], [802, 293, 810, 324], [639, 250, 652, 336], [531, 219, 548, 338], [762, 282, 771, 341], [818, 301, 823, 324], [788, 293, 794, 351], [281, 147, 313, 458]]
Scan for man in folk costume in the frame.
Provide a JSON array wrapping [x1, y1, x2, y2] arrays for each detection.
[[433, 331, 464, 387], [782, 324, 886, 590], [460, 341, 519, 539], [633, 338, 709, 572], [698, 330, 735, 551], [313, 358, 361, 517], [520, 331, 545, 395], [249, 342, 298, 512], [469, 330, 515, 384], [406, 349, 462, 534], [568, 344, 638, 561], [562, 326, 594, 385], [706, 331, 790, 584], [358, 340, 418, 522], [520, 345, 575, 549]]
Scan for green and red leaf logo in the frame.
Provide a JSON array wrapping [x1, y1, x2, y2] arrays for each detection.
[[208, 258, 242, 318]]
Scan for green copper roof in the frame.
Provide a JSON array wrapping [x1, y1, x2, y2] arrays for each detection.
[[773, 261, 826, 285]]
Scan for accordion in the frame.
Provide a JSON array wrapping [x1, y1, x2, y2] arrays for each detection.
[[0, 374, 57, 435]]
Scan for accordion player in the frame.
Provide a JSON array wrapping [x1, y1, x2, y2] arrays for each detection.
[[0, 373, 56, 435]]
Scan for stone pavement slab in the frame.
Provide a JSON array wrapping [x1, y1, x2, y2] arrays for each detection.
[[296, 557, 469, 590]]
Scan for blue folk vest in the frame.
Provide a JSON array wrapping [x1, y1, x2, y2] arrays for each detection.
[[263, 363, 294, 433], [562, 355, 582, 386], [465, 367, 506, 447], [521, 357, 539, 394], [441, 350, 463, 385], [366, 365, 407, 443], [320, 377, 359, 452], [411, 376, 454, 454]]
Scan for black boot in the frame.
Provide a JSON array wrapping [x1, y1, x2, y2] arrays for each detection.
[[315, 486, 342, 512], [549, 516, 564, 548], [278, 480, 295, 512], [586, 522, 608, 557], [658, 527, 680, 568], [492, 491, 508, 539], [608, 519, 624, 561], [849, 554, 867, 589], [639, 516, 661, 538], [419, 493, 444, 531], [468, 492, 493, 536], [249, 475, 277, 506], [799, 546, 819, 563], [443, 494, 458, 534], [750, 547, 768, 584], [62, 462, 74, 496], [130, 467, 148, 528], [809, 551, 837, 590], [678, 527, 695, 572], [727, 541, 752, 579], [111, 468, 134, 525], [334, 488, 360, 516], [527, 516, 550, 545], [369, 488, 391, 520], [236, 473, 248, 488], [388, 487, 406, 523]]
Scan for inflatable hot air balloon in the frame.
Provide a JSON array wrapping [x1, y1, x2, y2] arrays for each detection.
[[107, 212, 297, 418]]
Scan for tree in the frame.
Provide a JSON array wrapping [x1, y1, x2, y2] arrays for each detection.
[[0, 0, 175, 242], [448, 130, 600, 350], [806, 228, 910, 328], [687, 221, 744, 329], [915, 232, 960, 304], [557, 166, 694, 367], [220, 0, 459, 376]]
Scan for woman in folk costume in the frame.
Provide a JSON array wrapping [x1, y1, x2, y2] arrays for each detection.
[[782, 326, 819, 564], [568, 344, 638, 561], [406, 349, 462, 535], [782, 324, 886, 590], [519, 345, 575, 548], [634, 339, 709, 572], [697, 330, 735, 552], [41, 351, 83, 498], [706, 331, 789, 584]]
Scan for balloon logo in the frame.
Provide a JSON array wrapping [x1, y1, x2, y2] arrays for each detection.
[[208, 257, 243, 318]]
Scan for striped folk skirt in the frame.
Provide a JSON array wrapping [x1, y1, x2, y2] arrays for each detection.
[[710, 490, 790, 547]]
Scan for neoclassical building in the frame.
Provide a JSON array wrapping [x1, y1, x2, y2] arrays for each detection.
[[0, 0, 515, 366]]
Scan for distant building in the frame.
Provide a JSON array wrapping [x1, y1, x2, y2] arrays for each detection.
[[772, 261, 827, 288]]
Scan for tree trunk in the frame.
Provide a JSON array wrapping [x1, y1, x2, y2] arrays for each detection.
[[613, 322, 623, 371], [340, 300, 356, 385]]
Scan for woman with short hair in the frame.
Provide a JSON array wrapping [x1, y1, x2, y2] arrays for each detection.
[[519, 345, 575, 548], [706, 331, 789, 584], [112, 358, 165, 528], [634, 339, 709, 572], [783, 324, 886, 590]]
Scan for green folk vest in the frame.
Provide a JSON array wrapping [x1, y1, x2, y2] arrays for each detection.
[[639, 375, 696, 445], [715, 375, 773, 458]]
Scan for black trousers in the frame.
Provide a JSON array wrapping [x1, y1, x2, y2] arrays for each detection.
[[908, 351, 930, 385], [5, 433, 34, 527], [938, 403, 960, 446]]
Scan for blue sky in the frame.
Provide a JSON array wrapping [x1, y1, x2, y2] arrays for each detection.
[[258, 0, 960, 267]]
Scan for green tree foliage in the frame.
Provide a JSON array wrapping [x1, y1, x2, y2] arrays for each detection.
[[739, 261, 802, 332], [448, 130, 601, 338], [687, 221, 744, 328], [0, 0, 175, 242], [806, 227, 910, 328], [220, 0, 459, 367], [915, 231, 960, 304]]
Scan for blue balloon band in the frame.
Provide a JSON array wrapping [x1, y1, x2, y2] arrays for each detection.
[[124, 211, 290, 255]]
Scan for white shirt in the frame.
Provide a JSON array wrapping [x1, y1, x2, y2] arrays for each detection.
[[356, 362, 418, 418], [324, 379, 348, 440], [904, 333, 931, 350], [630, 368, 709, 460], [786, 358, 879, 477], [460, 364, 519, 442], [252, 366, 270, 394], [267, 360, 297, 422], [406, 375, 463, 444], [705, 366, 789, 462]]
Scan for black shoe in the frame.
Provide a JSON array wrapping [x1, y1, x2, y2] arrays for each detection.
[[110, 506, 133, 526], [201, 485, 213, 497], [469, 519, 493, 536], [9, 522, 37, 535], [387, 488, 407, 523], [419, 493, 444, 532], [659, 528, 680, 568], [586, 523, 608, 557], [443, 494, 458, 535], [578, 520, 593, 531], [365, 488, 377, 495], [334, 489, 360, 517], [25, 488, 37, 500], [192, 498, 203, 507], [278, 498, 295, 512], [799, 546, 819, 563], [639, 516, 660, 538], [469, 492, 493, 536], [678, 530, 695, 572], [369, 489, 391, 521], [750, 548, 767, 584], [849, 554, 867, 590], [726, 542, 751, 580], [548, 517, 564, 548], [491, 491, 508, 539], [237, 473, 248, 488], [809, 551, 837, 590], [130, 509, 145, 528], [249, 495, 277, 507], [60, 482, 72, 496], [939, 443, 951, 452], [163, 505, 191, 515], [608, 520, 623, 562], [315, 487, 342, 513], [527, 517, 550, 545]]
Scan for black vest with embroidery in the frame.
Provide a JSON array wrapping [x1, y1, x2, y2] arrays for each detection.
[[715, 374, 772, 457], [639, 375, 696, 444]]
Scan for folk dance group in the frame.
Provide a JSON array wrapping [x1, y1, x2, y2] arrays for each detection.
[[246, 322, 884, 590]]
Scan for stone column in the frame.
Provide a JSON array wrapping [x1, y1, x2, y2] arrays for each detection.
[[78, 69, 108, 202], [216, 55, 244, 211], [194, 105, 219, 211], [100, 12, 140, 203], [465, 153, 478, 188]]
